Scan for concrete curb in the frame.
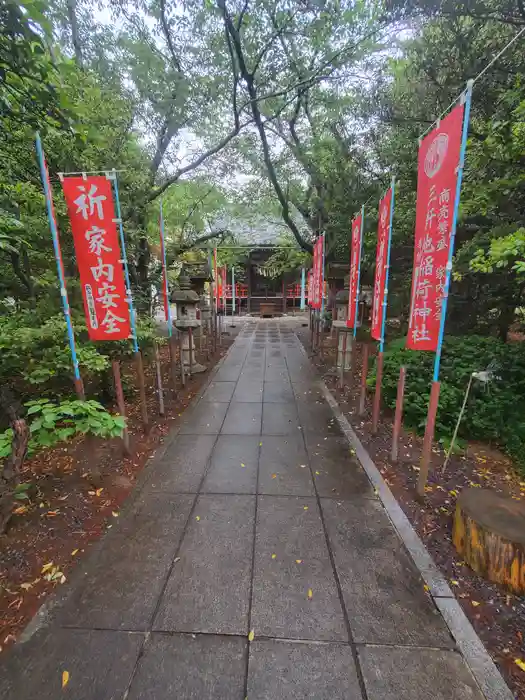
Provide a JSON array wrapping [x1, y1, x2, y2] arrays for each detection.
[[320, 380, 515, 700]]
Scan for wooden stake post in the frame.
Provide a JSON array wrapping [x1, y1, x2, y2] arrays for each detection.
[[358, 343, 369, 415], [112, 359, 130, 454], [391, 365, 406, 463], [371, 351, 384, 433], [154, 343, 165, 416]]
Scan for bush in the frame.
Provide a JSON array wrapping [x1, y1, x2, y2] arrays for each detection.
[[0, 398, 126, 461], [372, 335, 525, 466]]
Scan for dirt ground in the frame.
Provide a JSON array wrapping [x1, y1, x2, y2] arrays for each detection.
[[297, 326, 525, 700], [0, 329, 237, 653]]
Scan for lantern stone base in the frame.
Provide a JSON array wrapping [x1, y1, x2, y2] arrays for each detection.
[[180, 329, 207, 373], [332, 321, 352, 370]]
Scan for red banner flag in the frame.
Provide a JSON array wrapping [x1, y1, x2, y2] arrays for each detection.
[[346, 213, 363, 328], [371, 188, 393, 341], [62, 176, 131, 341], [311, 235, 324, 309], [407, 103, 464, 350]]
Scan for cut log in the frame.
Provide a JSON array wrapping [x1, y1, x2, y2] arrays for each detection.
[[453, 487, 525, 594]]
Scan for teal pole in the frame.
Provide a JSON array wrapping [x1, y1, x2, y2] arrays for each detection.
[[379, 179, 396, 353], [35, 133, 84, 399]]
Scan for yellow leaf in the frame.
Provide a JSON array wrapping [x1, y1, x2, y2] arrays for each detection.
[[248, 630, 255, 642], [451, 580, 459, 586], [95, 488, 103, 497], [62, 670, 69, 688], [296, 559, 302, 564], [14, 505, 28, 515], [240, 463, 246, 468], [472, 601, 480, 607], [271, 474, 277, 479], [259, 442, 262, 446], [315, 471, 320, 475], [71, 549, 79, 556], [303, 506, 308, 511], [41, 562, 54, 574], [271, 554, 276, 559], [195, 516, 200, 521], [423, 584, 429, 592], [449, 490, 458, 497], [515, 659, 525, 672], [307, 588, 313, 599]]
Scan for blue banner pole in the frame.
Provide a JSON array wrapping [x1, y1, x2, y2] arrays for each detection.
[[372, 180, 395, 433], [159, 199, 173, 338], [300, 267, 306, 311], [379, 179, 396, 353], [107, 170, 139, 354], [418, 80, 473, 496], [353, 205, 365, 338], [35, 133, 84, 399], [432, 81, 473, 383], [108, 170, 149, 429]]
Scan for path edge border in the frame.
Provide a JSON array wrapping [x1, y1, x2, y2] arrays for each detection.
[[319, 378, 514, 700]]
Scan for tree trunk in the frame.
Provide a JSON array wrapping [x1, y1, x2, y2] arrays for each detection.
[[453, 487, 525, 594], [66, 0, 84, 68], [0, 388, 29, 534]]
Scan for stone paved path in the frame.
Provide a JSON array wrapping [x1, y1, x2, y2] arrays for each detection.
[[1, 320, 486, 699]]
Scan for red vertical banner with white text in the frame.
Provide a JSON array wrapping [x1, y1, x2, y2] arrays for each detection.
[[311, 235, 324, 309], [371, 188, 393, 340], [346, 213, 362, 328], [407, 103, 464, 350], [62, 176, 131, 341], [159, 218, 169, 322]]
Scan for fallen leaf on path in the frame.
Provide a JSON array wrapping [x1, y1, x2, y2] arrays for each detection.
[[307, 588, 313, 599], [241, 463, 246, 468], [296, 559, 302, 564], [472, 601, 480, 607], [195, 516, 200, 521], [41, 562, 54, 574], [248, 630, 255, 642], [515, 659, 525, 672], [62, 670, 69, 688], [271, 554, 276, 559], [71, 549, 79, 556], [303, 506, 308, 510]]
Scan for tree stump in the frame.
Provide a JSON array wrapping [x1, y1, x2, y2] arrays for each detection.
[[453, 487, 525, 594]]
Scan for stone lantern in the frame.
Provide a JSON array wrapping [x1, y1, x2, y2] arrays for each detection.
[[332, 275, 352, 370], [171, 273, 206, 373]]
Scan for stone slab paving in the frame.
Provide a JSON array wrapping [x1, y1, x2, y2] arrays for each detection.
[[0, 319, 488, 699]]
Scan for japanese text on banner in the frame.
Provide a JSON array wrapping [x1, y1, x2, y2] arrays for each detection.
[[62, 176, 131, 341], [311, 236, 324, 309], [371, 189, 392, 341], [346, 214, 362, 328], [407, 103, 464, 351]]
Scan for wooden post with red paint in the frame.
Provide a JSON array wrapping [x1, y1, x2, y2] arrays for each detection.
[[391, 365, 406, 463], [371, 350, 384, 433], [112, 359, 130, 454], [359, 343, 369, 415], [417, 380, 441, 496]]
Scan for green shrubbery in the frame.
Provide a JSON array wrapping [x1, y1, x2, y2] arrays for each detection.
[[371, 335, 525, 467], [0, 399, 126, 460]]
